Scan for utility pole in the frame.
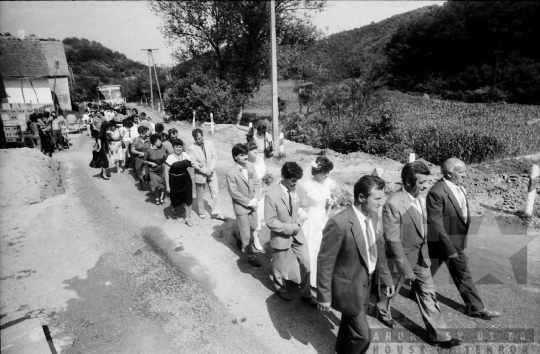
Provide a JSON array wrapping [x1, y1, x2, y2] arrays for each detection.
[[141, 49, 158, 110], [150, 51, 163, 113], [269, 0, 280, 155]]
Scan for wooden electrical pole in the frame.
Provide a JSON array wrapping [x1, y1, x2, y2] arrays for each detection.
[[150, 51, 163, 112], [269, 0, 280, 155], [141, 49, 158, 110]]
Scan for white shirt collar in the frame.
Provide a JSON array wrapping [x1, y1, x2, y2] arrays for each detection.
[[443, 178, 463, 193], [280, 182, 292, 195], [352, 204, 368, 224]]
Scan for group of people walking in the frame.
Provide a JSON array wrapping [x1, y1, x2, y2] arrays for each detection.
[[86, 112, 501, 354], [27, 110, 69, 155]]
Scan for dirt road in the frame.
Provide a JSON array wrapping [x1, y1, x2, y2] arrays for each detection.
[[1, 105, 538, 353]]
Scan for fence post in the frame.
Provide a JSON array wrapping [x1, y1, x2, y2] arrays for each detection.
[[408, 153, 416, 163], [192, 110, 195, 128], [210, 113, 215, 135], [279, 132, 285, 156], [525, 164, 539, 217]]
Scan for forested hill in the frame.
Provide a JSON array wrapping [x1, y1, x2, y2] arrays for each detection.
[[63, 37, 167, 102], [302, 1, 540, 105]]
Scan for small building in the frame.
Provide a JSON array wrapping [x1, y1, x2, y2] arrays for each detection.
[[0, 35, 72, 111]]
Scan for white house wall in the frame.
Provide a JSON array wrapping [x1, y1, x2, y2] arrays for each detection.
[[48, 77, 72, 111], [3, 78, 53, 105]]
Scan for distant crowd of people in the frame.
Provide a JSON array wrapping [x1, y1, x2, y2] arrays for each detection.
[[27, 110, 71, 156], [85, 110, 501, 353]]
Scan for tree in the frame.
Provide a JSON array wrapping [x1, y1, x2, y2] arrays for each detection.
[[149, 0, 326, 118]]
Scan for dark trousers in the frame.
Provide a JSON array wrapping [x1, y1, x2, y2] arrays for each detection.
[[429, 248, 484, 314], [336, 284, 371, 354]]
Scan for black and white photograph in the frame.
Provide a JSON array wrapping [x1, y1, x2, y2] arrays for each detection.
[[0, 1, 538, 353]]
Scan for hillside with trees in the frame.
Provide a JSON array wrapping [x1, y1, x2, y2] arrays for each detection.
[[63, 37, 168, 103]]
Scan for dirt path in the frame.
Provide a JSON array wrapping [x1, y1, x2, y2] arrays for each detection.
[[1, 104, 538, 353]]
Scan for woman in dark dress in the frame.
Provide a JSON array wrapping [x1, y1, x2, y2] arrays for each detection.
[[90, 120, 111, 179], [164, 139, 193, 226], [131, 126, 150, 189], [144, 134, 167, 205]]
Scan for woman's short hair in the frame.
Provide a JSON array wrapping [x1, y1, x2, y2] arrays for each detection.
[[29, 113, 38, 122], [132, 108, 138, 114], [43, 112, 50, 118], [256, 120, 267, 133], [312, 156, 334, 175], [137, 125, 148, 135], [247, 141, 258, 151], [281, 162, 303, 180], [232, 143, 248, 159], [168, 128, 178, 136], [155, 123, 164, 133], [353, 175, 385, 201], [401, 161, 431, 186], [149, 133, 161, 145], [171, 138, 184, 147]]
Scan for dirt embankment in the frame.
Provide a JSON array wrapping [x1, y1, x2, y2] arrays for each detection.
[[0, 148, 64, 208]]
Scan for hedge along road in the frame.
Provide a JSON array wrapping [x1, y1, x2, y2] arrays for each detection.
[[31, 104, 540, 353]]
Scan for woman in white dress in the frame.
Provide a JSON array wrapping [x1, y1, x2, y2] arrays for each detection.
[[298, 155, 335, 288], [247, 141, 265, 251], [107, 124, 126, 173]]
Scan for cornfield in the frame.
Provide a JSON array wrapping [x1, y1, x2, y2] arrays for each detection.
[[385, 94, 540, 164]]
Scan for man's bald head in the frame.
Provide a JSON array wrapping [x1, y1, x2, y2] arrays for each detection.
[[441, 158, 467, 185]]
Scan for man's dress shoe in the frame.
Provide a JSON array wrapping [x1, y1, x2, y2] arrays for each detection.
[[248, 256, 261, 267], [471, 308, 501, 320], [301, 296, 318, 307], [278, 292, 292, 301]]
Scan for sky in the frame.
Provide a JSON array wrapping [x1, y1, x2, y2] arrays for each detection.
[[0, 1, 445, 66]]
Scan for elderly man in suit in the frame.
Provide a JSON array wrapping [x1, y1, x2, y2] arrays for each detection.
[[317, 175, 394, 354], [226, 143, 262, 268], [265, 162, 317, 306], [188, 128, 224, 220], [376, 161, 461, 348], [427, 158, 500, 319]]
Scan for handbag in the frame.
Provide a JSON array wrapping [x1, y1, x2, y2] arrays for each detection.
[[264, 136, 273, 158]]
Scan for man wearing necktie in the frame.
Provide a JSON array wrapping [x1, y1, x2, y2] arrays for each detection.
[[265, 162, 317, 306], [376, 162, 461, 349], [427, 158, 500, 320], [317, 175, 394, 354], [188, 128, 224, 220]]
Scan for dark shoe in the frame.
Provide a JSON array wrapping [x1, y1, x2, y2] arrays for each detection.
[[278, 291, 291, 301], [430, 338, 462, 349], [248, 256, 261, 268], [378, 316, 396, 329], [301, 296, 318, 308], [471, 308, 501, 320]]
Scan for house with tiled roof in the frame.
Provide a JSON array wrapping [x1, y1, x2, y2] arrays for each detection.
[[0, 35, 72, 110]]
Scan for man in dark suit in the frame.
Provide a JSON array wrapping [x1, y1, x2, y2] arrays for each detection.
[[376, 162, 461, 348], [427, 158, 500, 319], [317, 175, 394, 354], [265, 162, 317, 306], [226, 143, 262, 267]]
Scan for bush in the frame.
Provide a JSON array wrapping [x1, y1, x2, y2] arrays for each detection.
[[164, 69, 241, 124]]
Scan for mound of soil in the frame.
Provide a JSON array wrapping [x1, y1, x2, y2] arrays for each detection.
[[0, 148, 63, 207]]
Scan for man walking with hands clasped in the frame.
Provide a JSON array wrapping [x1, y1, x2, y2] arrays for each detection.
[[188, 128, 225, 220], [317, 175, 394, 354], [427, 158, 500, 319]]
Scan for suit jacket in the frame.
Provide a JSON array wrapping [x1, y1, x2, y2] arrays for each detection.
[[426, 179, 471, 257], [317, 206, 393, 318], [264, 183, 308, 250], [383, 189, 430, 278], [226, 162, 261, 216], [188, 140, 218, 184]]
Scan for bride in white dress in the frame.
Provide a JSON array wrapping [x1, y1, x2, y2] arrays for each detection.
[[298, 156, 335, 288]]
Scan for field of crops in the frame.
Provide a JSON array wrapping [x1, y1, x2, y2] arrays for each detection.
[[385, 92, 540, 163]]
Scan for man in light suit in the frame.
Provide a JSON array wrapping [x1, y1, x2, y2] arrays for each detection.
[[265, 162, 317, 306], [188, 128, 224, 220], [376, 161, 461, 348], [427, 158, 500, 319], [317, 175, 394, 354], [226, 143, 262, 268]]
